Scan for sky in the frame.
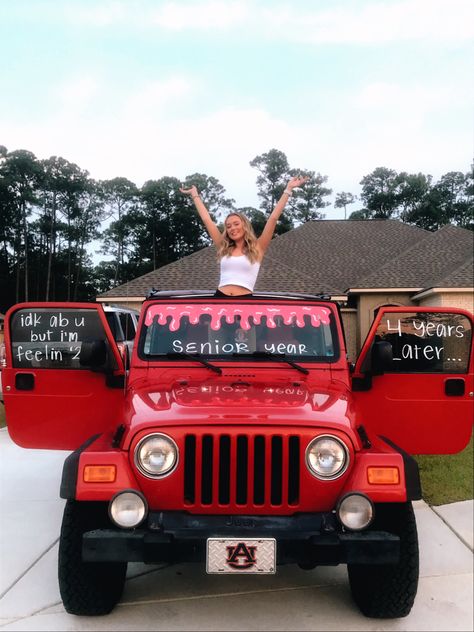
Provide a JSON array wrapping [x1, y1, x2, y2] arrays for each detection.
[[1, 0, 473, 221]]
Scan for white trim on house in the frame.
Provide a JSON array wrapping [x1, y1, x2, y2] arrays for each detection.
[[347, 287, 422, 293], [412, 287, 474, 300]]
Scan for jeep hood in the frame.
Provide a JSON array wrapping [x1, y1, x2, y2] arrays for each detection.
[[127, 379, 353, 432]]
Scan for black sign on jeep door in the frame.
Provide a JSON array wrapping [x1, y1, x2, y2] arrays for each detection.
[[9, 308, 110, 369], [375, 312, 471, 373]]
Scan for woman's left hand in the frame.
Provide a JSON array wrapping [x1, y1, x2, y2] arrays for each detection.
[[180, 185, 199, 197], [287, 175, 310, 190]]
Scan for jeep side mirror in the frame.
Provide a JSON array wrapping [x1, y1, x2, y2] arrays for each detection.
[[371, 340, 393, 374], [79, 340, 107, 369]]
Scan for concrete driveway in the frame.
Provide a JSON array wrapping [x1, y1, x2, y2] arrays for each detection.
[[0, 427, 472, 631]]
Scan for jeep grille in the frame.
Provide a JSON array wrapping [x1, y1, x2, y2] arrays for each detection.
[[184, 433, 300, 508]]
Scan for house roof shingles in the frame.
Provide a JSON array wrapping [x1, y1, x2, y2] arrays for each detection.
[[354, 225, 474, 289], [434, 257, 474, 288], [263, 219, 430, 292], [98, 220, 473, 299]]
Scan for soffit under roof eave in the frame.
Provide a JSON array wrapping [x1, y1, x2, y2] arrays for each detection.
[[96, 296, 145, 302], [327, 294, 348, 301], [412, 287, 474, 300], [346, 287, 422, 293]]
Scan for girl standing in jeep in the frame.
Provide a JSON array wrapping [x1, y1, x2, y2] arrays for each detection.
[[180, 175, 308, 297]]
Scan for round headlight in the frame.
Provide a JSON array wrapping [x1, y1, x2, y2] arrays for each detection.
[[135, 433, 178, 478], [337, 493, 374, 531], [109, 490, 147, 528], [306, 435, 349, 479]]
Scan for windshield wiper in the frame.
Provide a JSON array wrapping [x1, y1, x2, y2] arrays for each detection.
[[165, 352, 222, 375], [246, 351, 309, 375]]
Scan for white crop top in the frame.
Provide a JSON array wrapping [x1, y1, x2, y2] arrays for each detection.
[[219, 255, 261, 292]]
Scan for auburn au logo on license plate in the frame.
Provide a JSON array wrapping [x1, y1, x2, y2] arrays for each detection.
[[206, 538, 276, 574]]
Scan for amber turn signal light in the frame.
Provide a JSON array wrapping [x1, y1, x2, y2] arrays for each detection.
[[83, 465, 117, 483], [367, 466, 400, 485]]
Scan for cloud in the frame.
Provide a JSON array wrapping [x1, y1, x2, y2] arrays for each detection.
[[64, 0, 130, 26], [263, 0, 474, 44], [151, 0, 249, 30], [1, 73, 470, 214], [354, 81, 474, 114], [57, 0, 474, 43], [61, 0, 250, 29], [123, 77, 194, 117], [0, 76, 295, 201], [56, 76, 100, 112]]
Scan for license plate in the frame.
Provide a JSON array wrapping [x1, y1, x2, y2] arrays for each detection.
[[206, 538, 276, 574]]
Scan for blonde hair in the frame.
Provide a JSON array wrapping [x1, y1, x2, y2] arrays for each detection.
[[217, 212, 260, 263]]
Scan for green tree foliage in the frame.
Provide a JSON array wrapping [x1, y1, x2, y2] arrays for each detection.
[[250, 149, 290, 217], [0, 150, 103, 310], [359, 167, 400, 218], [40, 156, 96, 300], [0, 146, 237, 310], [132, 175, 232, 272], [100, 177, 139, 287], [250, 149, 330, 231], [357, 167, 473, 231], [396, 172, 432, 222], [290, 169, 331, 223], [335, 192, 357, 220], [433, 171, 473, 230], [182, 173, 235, 225], [0, 149, 43, 302], [348, 208, 371, 220], [71, 179, 105, 300]]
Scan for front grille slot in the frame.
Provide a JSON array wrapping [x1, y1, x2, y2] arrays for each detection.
[[218, 436, 231, 504], [254, 435, 265, 504], [236, 436, 248, 504], [288, 436, 300, 504], [184, 433, 300, 508], [201, 435, 213, 504], [271, 436, 283, 505], [184, 435, 196, 504]]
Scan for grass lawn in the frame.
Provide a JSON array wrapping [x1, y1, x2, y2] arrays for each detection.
[[415, 435, 473, 506], [0, 401, 471, 506]]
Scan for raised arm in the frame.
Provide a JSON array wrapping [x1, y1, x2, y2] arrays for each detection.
[[180, 185, 222, 246], [257, 175, 309, 253]]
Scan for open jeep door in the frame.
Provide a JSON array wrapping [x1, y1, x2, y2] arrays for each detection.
[[352, 307, 473, 455], [3, 303, 125, 450]]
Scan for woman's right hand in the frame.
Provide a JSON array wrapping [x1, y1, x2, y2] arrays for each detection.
[[180, 184, 221, 245], [180, 185, 199, 197]]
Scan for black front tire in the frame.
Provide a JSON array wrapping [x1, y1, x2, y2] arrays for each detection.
[[58, 500, 127, 616], [348, 502, 419, 618]]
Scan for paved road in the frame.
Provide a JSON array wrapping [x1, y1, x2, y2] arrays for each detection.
[[0, 429, 472, 631]]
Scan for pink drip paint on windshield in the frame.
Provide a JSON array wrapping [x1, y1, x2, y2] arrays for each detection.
[[145, 304, 331, 332]]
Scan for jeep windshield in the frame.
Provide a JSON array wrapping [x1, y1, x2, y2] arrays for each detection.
[[140, 301, 339, 362]]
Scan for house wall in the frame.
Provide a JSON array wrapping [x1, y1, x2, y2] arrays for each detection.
[[417, 291, 474, 314], [340, 309, 357, 362]]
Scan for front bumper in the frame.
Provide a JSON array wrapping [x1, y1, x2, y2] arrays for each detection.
[[83, 512, 399, 566]]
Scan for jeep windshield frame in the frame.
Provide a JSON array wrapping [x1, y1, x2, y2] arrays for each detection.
[[137, 299, 341, 364]]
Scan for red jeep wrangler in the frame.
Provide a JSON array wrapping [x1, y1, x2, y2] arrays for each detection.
[[3, 291, 473, 618]]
